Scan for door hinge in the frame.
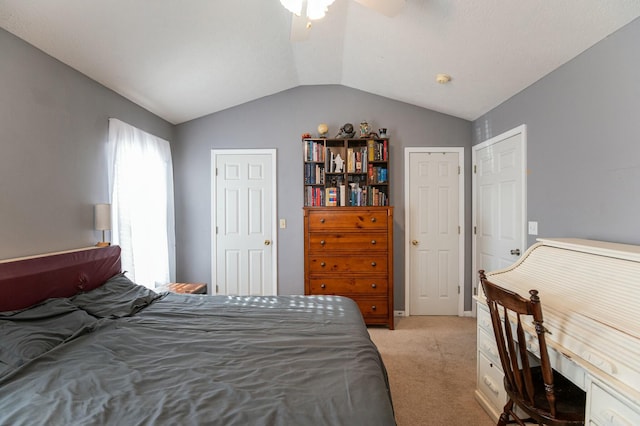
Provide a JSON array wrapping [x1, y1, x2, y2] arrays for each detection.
[[215, 284, 219, 294], [473, 164, 477, 173], [458, 226, 461, 234], [458, 286, 460, 294], [216, 226, 218, 234], [215, 167, 218, 176], [473, 226, 477, 235], [473, 287, 478, 296], [458, 165, 461, 175]]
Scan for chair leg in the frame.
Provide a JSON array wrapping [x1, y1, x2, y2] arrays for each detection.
[[497, 399, 527, 426], [497, 412, 509, 426], [497, 400, 513, 426]]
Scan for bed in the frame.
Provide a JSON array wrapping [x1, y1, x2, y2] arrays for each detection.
[[0, 246, 395, 425]]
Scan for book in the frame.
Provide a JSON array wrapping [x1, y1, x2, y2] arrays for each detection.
[[367, 140, 375, 162], [326, 187, 337, 206]]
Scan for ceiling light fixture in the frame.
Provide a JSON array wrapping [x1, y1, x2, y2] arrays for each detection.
[[280, 0, 335, 20], [436, 74, 452, 84]]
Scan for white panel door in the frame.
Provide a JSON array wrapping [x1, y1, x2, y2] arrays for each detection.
[[406, 149, 463, 316], [473, 126, 526, 291], [211, 150, 277, 296]]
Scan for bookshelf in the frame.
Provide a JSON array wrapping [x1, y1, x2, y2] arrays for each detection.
[[303, 138, 389, 207]]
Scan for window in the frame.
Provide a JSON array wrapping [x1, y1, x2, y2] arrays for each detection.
[[107, 118, 175, 289]]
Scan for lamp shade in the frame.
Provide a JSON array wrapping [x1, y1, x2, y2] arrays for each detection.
[[95, 204, 111, 231]]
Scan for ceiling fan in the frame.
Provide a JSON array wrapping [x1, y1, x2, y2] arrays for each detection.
[[281, 0, 406, 42]]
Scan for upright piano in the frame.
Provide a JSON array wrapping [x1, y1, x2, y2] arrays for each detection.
[[475, 238, 640, 425]]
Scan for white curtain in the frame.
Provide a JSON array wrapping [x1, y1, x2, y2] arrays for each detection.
[[107, 118, 176, 289]]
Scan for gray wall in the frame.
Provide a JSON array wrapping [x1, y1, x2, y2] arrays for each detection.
[[14, 13, 636, 311], [173, 85, 472, 309], [473, 18, 640, 247], [0, 28, 173, 259]]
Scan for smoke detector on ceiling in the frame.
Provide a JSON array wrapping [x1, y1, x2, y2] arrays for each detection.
[[436, 74, 452, 84]]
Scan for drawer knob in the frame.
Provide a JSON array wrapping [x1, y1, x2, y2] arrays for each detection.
[[370, 217, 376, 223], [371, 240, 376, 245], [320, 283, 326, 289], [371, 305, 377, 311], [371, 283, 377, 288], [371, 261, 377, 267], [320, 240, 326, 245], [320, 262, 326, 267], [320, 218, 325, 223]]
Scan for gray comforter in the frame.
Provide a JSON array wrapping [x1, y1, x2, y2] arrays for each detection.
[[0, 286, 395, 425]]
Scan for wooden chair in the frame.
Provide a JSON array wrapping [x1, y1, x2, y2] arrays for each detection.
[[478, 270, 586, 426]]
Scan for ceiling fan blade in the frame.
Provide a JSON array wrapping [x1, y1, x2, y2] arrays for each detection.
[[353, 0, 405, 17], [290, 13, 311, 42]]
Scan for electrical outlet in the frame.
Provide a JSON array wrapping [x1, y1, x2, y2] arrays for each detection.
[[528, 221, 538, 235]]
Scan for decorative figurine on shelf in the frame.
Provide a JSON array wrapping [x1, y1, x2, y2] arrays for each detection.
[[334, 153, 345, 173], [301, 132, 312, 139], [359, 121, 371, 138], [379, 128, 388, 138], [335, 123, 355, 138], [317, 123, 328, 138]]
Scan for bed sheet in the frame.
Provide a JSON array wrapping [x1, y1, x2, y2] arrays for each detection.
[[0, 294, 395, 426]]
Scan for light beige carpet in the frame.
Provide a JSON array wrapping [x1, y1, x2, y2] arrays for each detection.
[[368, 316, 495, 426]]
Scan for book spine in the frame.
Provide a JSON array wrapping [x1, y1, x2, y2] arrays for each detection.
[[367, 140, 375, 162]]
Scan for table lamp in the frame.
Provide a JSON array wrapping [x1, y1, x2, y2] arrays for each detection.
[[95, 203, 111, 247]]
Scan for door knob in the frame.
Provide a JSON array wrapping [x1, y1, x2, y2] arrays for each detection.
[[510, 248, 520, 256], [264, 240, 271, 246], [412, 240, 419, 246]]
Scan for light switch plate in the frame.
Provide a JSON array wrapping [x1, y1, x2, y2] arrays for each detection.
[[279, 219, 286, 229], [528, 221, 538, 235]]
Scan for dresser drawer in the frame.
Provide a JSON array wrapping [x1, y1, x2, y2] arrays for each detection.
[[477, 351, 507, 412], [308, 255, 388, 273], [588, 379, 640, 425], [309, 277, 388, 294], [352, 297, 388, 318], [308, 233, 387, 251], [307, 210, 388, 230], [477, 302, 493, 333], [478, 328, 501, 366]]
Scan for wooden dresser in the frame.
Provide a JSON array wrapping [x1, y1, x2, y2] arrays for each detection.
[[303, 206, 394, 329]]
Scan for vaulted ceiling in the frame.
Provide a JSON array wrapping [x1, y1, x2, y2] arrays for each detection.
[[1, 1, 639, 124]]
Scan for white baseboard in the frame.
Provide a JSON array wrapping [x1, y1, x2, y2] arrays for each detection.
[[393, 310, 474, 317]]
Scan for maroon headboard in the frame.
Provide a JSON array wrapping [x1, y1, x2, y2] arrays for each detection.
[[0, 245, 122, 311]]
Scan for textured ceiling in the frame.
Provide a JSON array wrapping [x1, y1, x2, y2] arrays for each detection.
[[1, 1, 639, 124]]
